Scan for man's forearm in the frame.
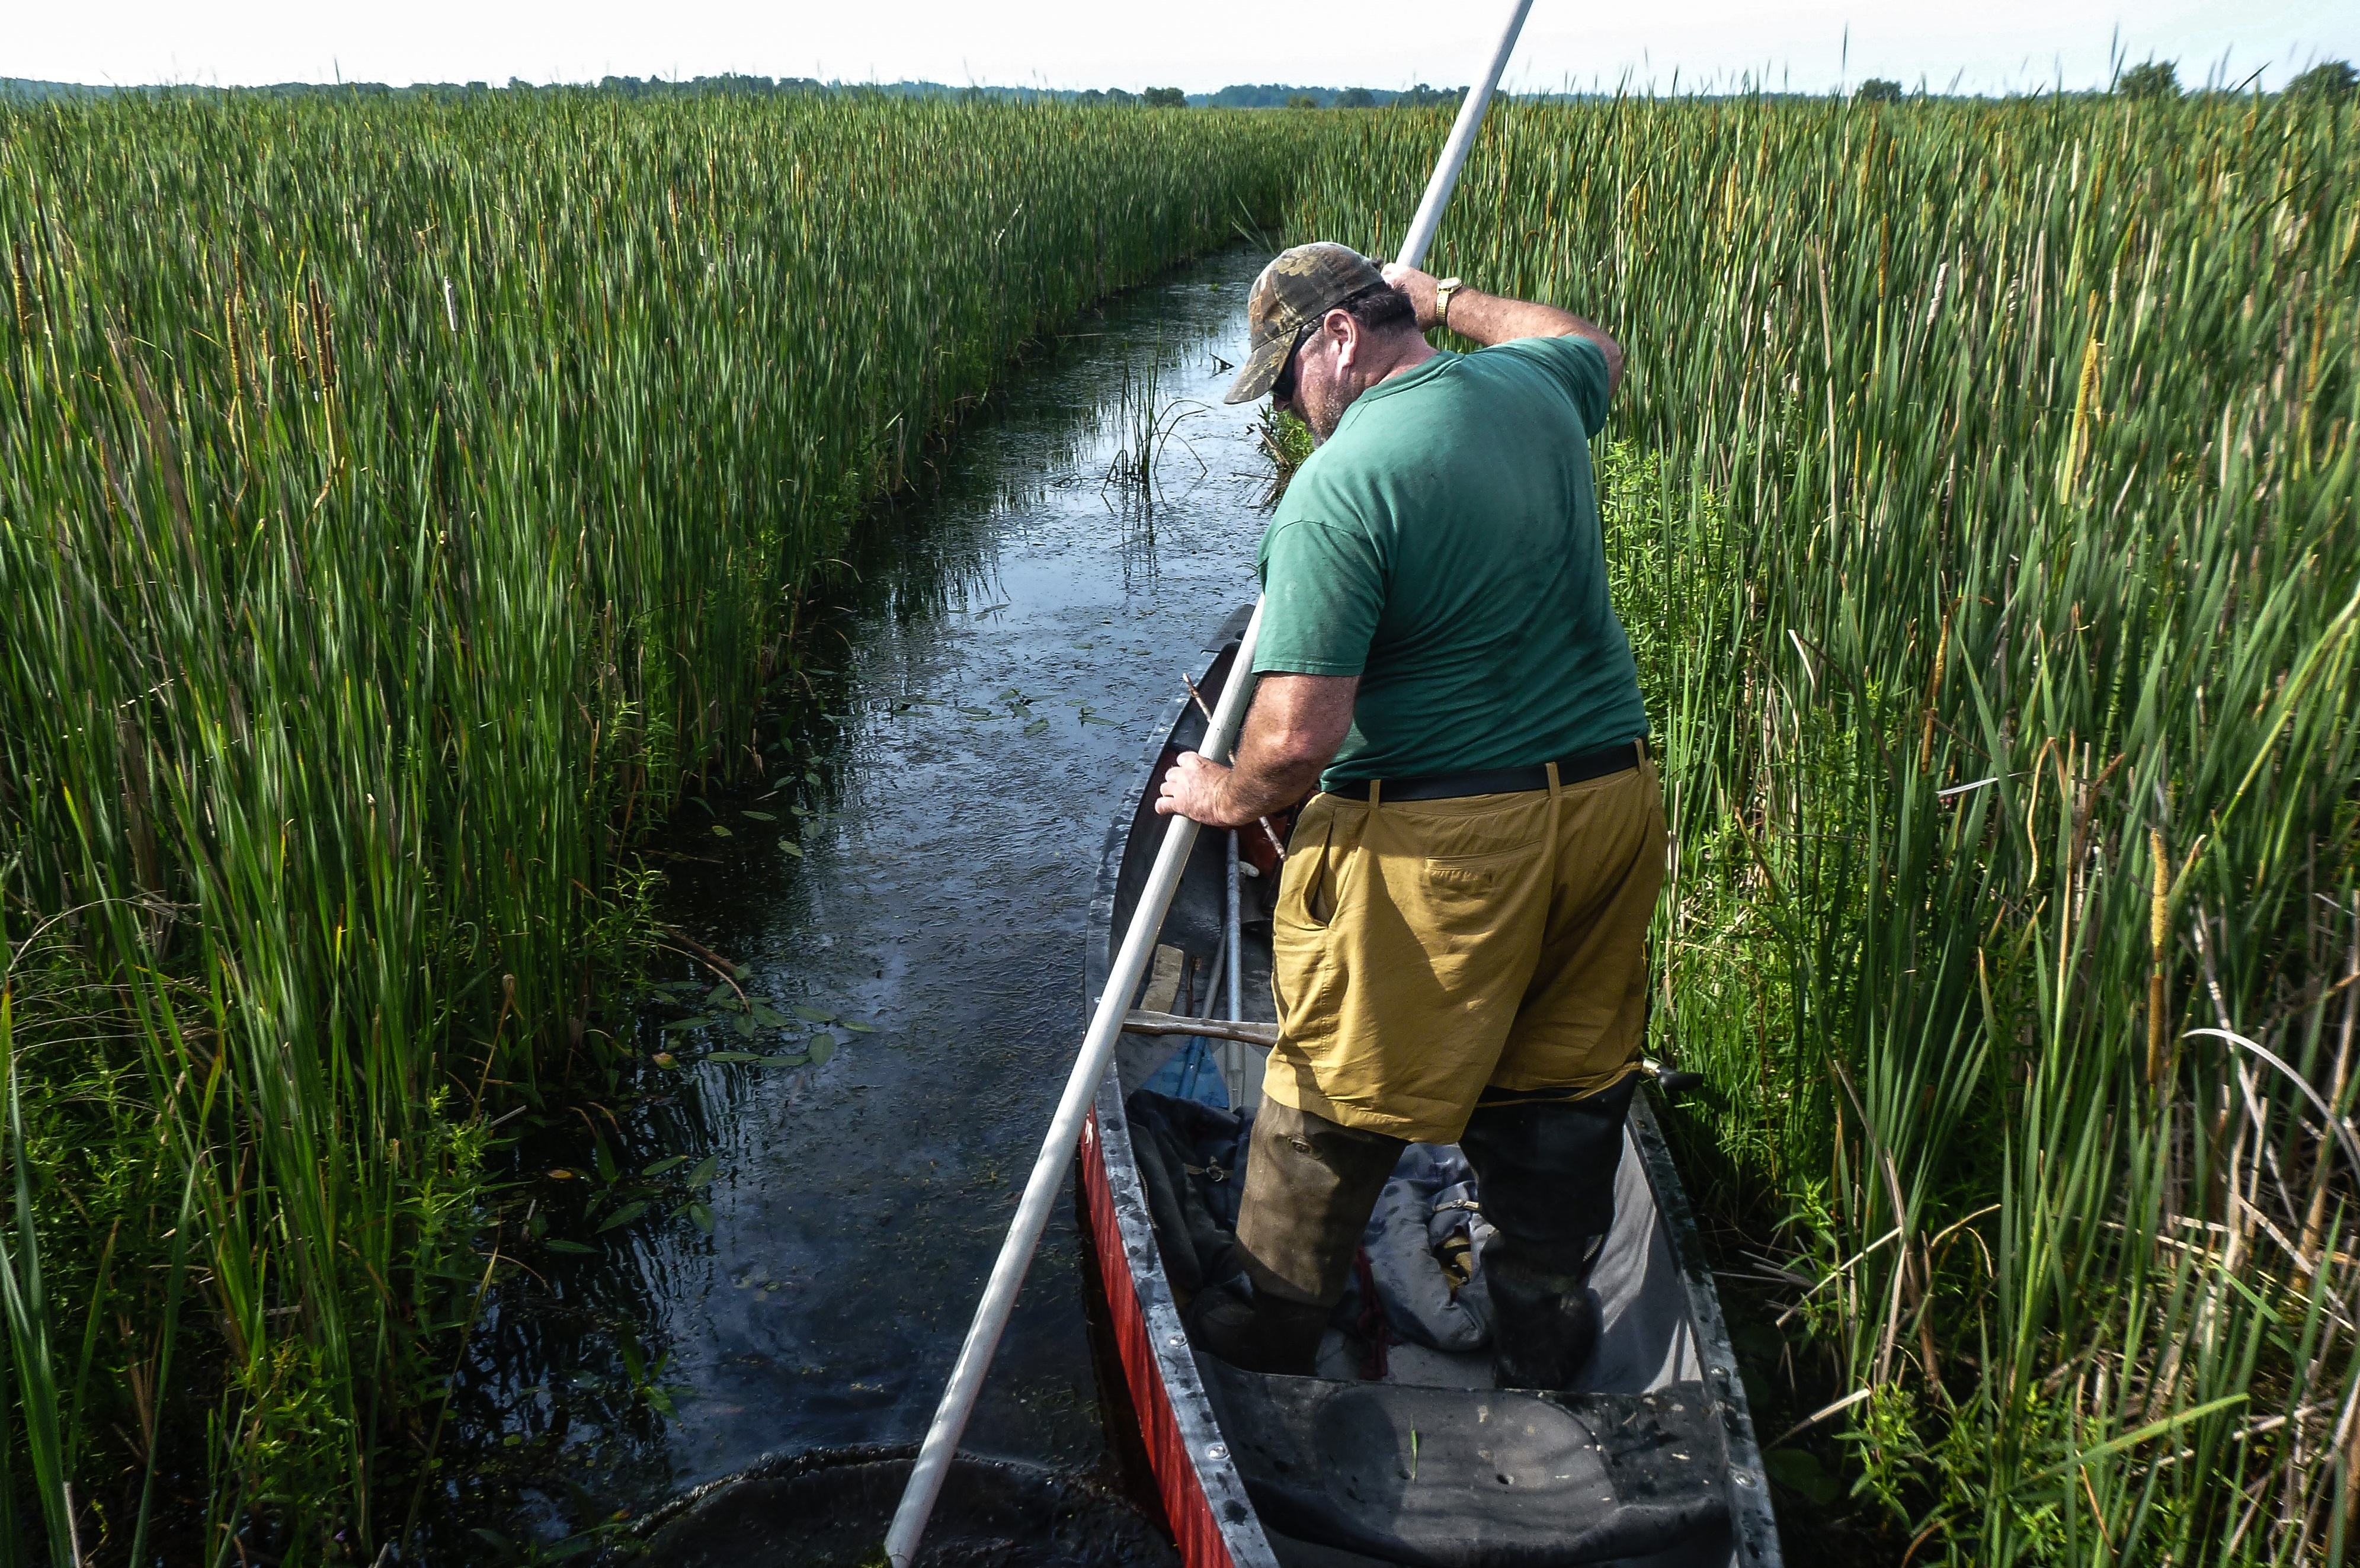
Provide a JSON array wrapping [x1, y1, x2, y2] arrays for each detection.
[[1156, 671, 1356, 829], [1171, 704, 1337, 828], [1439, 286, 1580, 347], [1445, 287, 1623, 389], [1380, 262, 1624, 393], [1208, 742, 1326, 825]]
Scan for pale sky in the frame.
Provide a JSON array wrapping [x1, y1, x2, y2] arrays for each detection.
[[7, 1, 2354, 96]]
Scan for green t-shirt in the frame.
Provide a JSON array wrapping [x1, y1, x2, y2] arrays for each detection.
[[1253, 335, 1647, 790]]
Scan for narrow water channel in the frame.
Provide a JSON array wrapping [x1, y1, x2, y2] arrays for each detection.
[[437, 247, 1276, 1560]]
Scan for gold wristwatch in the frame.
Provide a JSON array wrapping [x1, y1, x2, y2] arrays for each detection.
[[1434, 276, 1464, 329]]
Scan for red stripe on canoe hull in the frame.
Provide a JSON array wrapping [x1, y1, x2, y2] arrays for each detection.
[[1080, 1109, 1236, 1568]]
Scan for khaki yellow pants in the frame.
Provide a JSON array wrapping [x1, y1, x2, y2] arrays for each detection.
[[1264, 756, 1667, 1144]]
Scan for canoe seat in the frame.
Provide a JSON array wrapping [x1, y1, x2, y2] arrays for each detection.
[[1197, 1354, 1730, 1567]]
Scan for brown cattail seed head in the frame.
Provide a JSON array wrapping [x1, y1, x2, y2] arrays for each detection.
[[307, 274, 336, 387]]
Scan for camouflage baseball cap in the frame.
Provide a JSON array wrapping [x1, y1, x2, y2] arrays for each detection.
[[1222, 242, 1388, 405]]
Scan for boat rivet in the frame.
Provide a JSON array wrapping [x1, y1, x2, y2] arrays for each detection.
[[1206, 1443, 1228, 1461], [1735, 1473, 1757, 1488], [1167, 1333, 1186, 1348]]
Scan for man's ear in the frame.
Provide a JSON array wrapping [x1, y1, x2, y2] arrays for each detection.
[[1325, 307, 1359, 368]]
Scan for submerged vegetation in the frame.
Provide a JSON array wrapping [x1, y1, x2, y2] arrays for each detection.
[[0, 89, 1307, 1560], [1291, 93, 2358, 1560]]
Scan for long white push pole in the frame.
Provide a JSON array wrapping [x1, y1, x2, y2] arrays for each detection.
[[882, 608, 1262, 1568], [883, 7, 1532, 1561], [1396, 0, 1535, 271]]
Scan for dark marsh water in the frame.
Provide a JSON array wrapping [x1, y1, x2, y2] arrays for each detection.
[[430, 248, 1276, 1563]]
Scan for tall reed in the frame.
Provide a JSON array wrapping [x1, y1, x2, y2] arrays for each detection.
[[1293, 92, 2358, 1561], [0, 88, 1311, 1560]]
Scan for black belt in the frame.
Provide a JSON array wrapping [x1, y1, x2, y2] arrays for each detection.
[[1325, 739, 1647, 803]]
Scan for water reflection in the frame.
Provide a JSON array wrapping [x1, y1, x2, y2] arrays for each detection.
[[433, 248, 1273, 1559]]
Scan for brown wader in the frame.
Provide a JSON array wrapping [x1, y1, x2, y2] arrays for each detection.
[[1193, 753, 1665, 1387]]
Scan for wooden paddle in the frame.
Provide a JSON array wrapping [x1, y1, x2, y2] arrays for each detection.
[[884, 9, 1534, 1559]]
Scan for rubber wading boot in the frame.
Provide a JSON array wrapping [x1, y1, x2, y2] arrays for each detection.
[[1184, 1282, 1335, 1376], [1210, 1098, 1404, 1375], [1458, 1078, 1635, 1391], [1484, 1243, 1601, 1391]]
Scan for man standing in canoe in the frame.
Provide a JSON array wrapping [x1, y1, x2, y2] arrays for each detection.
[[1155, 242, 1661, 1390]]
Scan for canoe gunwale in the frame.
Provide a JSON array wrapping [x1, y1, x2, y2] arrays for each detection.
[[1626, 1087, 1784, 1563], [1084, 607, 1274, 1568]]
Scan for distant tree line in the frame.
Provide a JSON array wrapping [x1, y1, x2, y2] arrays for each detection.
[[1836, 58, 2353, 107], [2112, 57, 2354, 102], [1195, 82, 1466, 109], [5, 67, 2351, 107], [0, 73, 1473, 108]]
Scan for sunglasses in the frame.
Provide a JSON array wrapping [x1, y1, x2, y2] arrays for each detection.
[[1269, 322, 1317, 408]]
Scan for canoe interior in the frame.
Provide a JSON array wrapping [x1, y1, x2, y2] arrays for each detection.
[[1084, 607, 1781, 1568]]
